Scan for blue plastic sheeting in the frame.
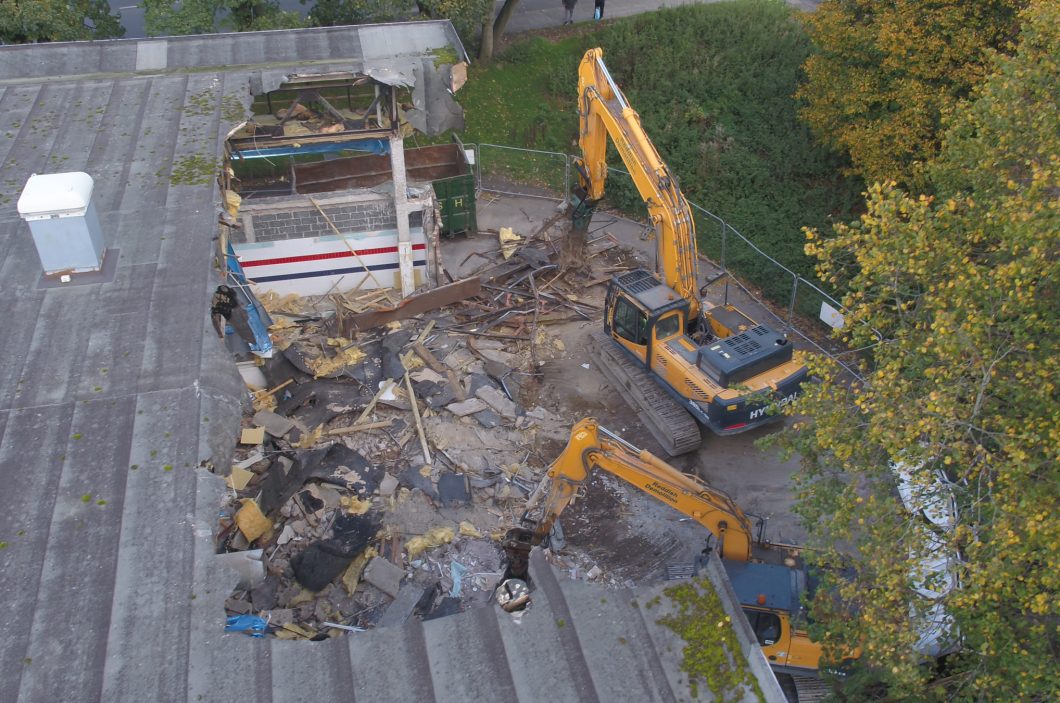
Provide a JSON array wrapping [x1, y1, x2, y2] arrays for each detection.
[[225, 615, 268, 637], [230, 139, 389, 160], [449, 561, 467, 598], [224, 242, 274, 358]]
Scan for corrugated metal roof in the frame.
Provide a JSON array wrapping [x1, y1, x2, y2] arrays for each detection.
[[0, 24, 783, 703]]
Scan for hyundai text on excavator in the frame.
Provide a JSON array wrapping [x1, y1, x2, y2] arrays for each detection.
[[573, 48, 807, 455], [501, 418, 833, 688]]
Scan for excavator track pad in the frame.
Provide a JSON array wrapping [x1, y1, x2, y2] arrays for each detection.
[[587, 331, 701, 456]]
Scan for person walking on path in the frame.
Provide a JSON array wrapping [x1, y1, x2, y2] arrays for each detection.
[[593, 0, 605, 20], [562, 0, 577, 25]]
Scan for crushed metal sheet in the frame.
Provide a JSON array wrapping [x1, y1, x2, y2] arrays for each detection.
[[363, 65, 416, 88]]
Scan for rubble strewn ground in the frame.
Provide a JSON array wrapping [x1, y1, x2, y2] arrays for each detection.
[[217, 212, 641, 638], [217, 197, 807, 639]]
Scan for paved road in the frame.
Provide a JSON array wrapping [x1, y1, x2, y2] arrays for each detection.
[[109, 0, 818, 40]]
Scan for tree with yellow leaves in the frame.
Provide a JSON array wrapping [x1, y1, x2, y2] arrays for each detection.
[[780, 2, 1059, 699], [797, 0, 1024, 188]]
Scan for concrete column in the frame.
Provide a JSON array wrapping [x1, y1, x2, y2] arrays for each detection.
[[389, 134, 415, 297], [242, 215, 256, 243]]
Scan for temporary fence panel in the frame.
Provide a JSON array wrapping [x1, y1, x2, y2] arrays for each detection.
[[714, 222, 798, 322], [477, 144, 569, 200], [691, 205, 727, 267], [792, 276, 847, 334]]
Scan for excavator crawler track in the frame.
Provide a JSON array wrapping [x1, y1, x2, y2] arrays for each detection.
[[777, 673, 830, 703], [588, 331, 701, 456]]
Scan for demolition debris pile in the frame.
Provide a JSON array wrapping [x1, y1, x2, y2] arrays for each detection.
[[218, 227, 632, 639]]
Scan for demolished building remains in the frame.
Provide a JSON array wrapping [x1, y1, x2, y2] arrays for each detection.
[[0, 22, 785, 703]]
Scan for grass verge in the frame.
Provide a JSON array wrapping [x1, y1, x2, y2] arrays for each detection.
[[452, 0, 863, 310]]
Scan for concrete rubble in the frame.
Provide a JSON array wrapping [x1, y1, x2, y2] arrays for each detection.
[[215, 222, 638, 639]]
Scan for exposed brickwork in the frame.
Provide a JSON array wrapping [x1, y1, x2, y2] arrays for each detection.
[[248, 201, 395, 242], [235, 191, 429, 243]]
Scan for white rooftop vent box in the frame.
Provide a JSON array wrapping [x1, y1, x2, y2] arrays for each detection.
[[17, 172, 105, 274]]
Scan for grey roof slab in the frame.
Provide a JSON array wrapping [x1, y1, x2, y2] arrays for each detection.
[[0, 404, 75, 695]]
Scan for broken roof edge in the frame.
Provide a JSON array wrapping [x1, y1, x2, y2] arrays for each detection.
[[0, 20, 469, 82], [702, 551, 789, 702]]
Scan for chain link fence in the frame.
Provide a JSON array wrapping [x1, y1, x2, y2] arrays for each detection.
[[473, 144, 867, 383], [473, 143, 570, 200]]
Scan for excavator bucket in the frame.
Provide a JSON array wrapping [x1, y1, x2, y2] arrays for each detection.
[[501, 527, 535, 582]]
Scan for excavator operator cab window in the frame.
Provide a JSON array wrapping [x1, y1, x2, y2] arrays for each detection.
[[613, 297, 648, 345], [654, 312, 681, 340], [744, 609, 782, 646]]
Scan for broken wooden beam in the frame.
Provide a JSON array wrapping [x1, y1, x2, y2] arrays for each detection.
[[339, 277, 481, 335], [326, 419, 394, 436]]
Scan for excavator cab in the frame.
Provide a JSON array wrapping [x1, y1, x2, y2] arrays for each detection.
[[604, 270, 690, 357], [724, 560, 823, 674], [601, 269, 807, 451]]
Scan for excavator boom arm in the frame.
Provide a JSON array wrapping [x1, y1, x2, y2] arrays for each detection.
[[522, 418, 753, 560], [577, 48, 700, 316]]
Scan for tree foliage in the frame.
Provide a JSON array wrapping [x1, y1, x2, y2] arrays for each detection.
[[781, 2, 1059, 699], [144, 0, 219, 35], [797, 0, 1024, 188], [0, 0, 124, 43], [143, 0, 302, 36], [304, 0, 415, 27], [224, 1, 303, 31], [417, 0, 492, 54]]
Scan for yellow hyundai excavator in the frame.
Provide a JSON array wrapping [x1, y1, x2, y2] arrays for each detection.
[[574, 48, 807, 455], [501, 418, 830, 683]]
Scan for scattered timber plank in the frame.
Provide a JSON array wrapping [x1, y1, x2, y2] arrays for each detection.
[[414, 320, 436, 345], [412, 343, 446, 373], [404, 371, 432, 465], [445, 369, 467, 402], [308, 196, 386, 290], [326, 420, 394, 436]]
